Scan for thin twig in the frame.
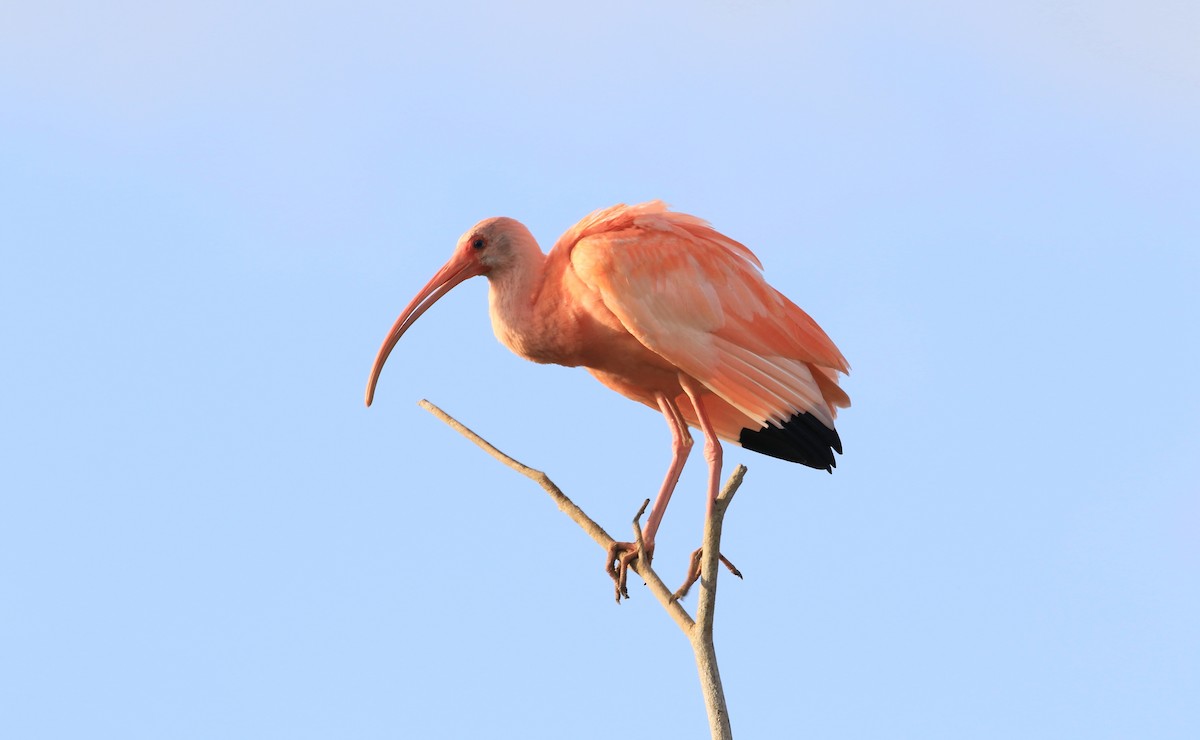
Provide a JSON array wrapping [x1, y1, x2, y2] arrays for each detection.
[[417, 399, 615, 548], [632, 498, 650, 568]]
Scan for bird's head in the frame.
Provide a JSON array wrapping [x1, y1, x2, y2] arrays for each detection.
[[364, 216, 539, 407], [456, 216, 539, 275]]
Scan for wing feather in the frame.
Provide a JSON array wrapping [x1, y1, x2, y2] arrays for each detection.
[[562, 202, 849, 428]]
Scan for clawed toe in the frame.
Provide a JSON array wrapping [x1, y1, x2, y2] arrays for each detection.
[[606, 541, 653, 602], [671, 547, 742, 602]]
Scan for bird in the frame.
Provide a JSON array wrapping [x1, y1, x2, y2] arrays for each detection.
[[366, 201, 849, 599]]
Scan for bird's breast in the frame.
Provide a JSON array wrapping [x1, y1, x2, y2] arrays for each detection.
[[488, 286, 579, 366]]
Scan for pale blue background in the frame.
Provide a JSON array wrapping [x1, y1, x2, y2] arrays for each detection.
[[3, 2, 1197, 738]]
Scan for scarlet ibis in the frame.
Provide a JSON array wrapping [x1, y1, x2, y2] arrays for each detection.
[[366, 201, 849, 596]]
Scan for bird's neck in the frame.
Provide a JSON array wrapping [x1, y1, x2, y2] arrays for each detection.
[[486, 249, 567, 365]]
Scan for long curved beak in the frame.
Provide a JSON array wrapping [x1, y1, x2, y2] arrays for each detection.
[[365, 251, 485, 406]]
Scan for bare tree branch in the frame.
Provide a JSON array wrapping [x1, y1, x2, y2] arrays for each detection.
[[691, 464, 745, 738], [418, 398, 744, 740]]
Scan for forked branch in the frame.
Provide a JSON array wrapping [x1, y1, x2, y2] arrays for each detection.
[[417, 400, 744, 740]]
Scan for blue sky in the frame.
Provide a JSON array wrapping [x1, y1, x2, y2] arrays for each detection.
[[3, 2, 1198, 738]]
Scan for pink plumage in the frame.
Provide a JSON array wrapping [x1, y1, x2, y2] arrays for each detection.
[[367, 201, 850, 594]]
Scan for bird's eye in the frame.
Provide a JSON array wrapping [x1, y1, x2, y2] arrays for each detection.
[[471, 237, 486, 250]]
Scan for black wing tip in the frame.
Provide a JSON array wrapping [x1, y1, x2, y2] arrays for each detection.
[[738, 412, 842, 471]]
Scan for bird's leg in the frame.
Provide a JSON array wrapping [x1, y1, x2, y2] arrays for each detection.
[[606, 392, 692, 601], [642, 394, 693, 550], [670, 377, 743, 602]]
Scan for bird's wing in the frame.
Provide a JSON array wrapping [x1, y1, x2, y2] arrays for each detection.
[[561, 202, 850, 428]]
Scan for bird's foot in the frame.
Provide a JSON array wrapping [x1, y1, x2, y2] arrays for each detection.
[[670, 547, 743, 602], [605, 540, 654, 603]]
